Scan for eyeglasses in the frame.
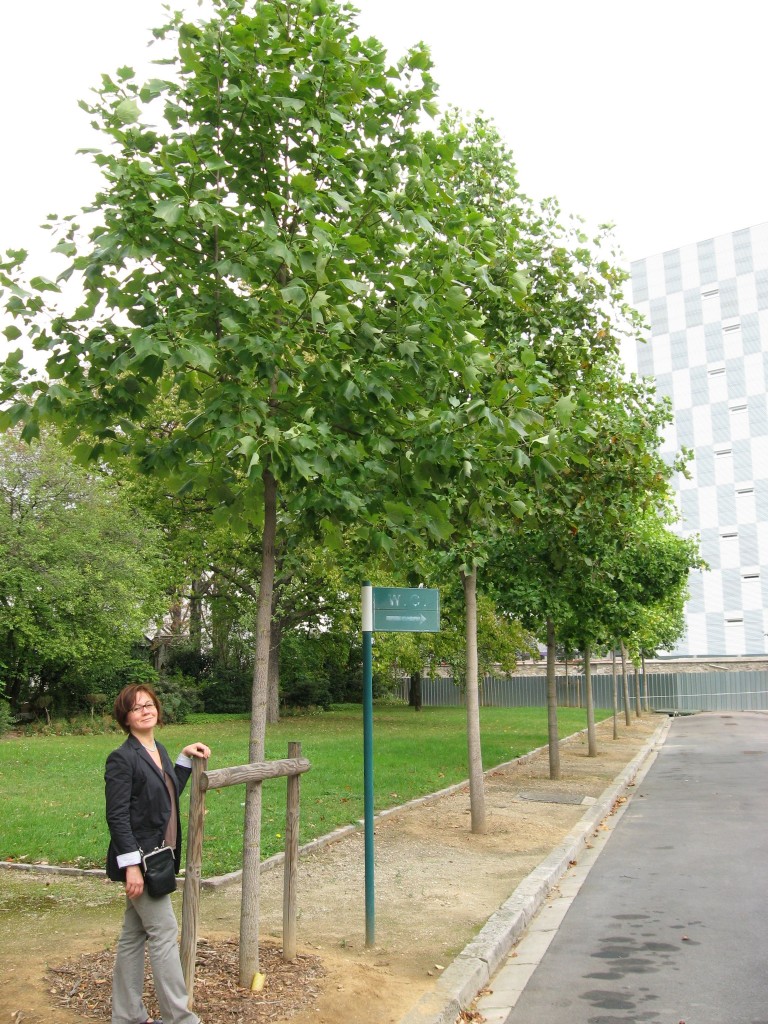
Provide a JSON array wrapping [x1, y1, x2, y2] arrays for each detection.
[[130, 702, 156, 714]]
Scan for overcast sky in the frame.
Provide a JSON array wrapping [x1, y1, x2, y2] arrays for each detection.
[[1, 0, 766, 275]]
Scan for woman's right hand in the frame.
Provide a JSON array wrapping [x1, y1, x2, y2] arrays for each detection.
[[125, 864, 144, 899]]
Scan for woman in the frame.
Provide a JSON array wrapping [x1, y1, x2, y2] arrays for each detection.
[[105, 682, 211, 1024]]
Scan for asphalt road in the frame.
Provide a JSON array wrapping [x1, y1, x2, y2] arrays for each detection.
[[504, 711, 768, 1024]]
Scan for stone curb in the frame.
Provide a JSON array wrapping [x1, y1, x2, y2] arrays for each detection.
[[398, 716, 671, 1024]]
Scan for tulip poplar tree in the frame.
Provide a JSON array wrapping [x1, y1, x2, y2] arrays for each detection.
[[0, 0, 514, 983]]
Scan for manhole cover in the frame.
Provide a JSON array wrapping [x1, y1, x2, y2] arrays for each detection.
[[517, 791, 594, 806]]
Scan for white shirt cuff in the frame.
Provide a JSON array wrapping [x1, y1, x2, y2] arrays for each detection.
[[117, 850, 142, 869], [176, 754, 193, 768]]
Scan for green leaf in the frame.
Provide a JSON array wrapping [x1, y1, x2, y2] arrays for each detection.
[[154, 200, 184, 226], [29, 276, 60, 293], [444, 285, 467, 309], [340, 279, 367, 295], [179, 343, 216, 372], [281, 283, 307, 306], [52, 240, 77, 258], [292, 455, 317, 480], [277, 97, 306, 111], [114, 98, 141, 124], [291, 172, 315, 193]]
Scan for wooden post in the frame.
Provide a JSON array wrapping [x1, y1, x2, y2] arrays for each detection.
[[178, 754, 311, 993], [180, 756, 207, 1005], [282, 742, 301, 961]]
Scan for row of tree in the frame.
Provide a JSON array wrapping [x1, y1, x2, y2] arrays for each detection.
[[0, 0, 702, 981]]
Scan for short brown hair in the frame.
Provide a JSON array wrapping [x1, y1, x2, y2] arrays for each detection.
[[113, 683, 164, 733]]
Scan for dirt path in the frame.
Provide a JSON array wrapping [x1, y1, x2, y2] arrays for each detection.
[[0, 716, 660, 1024]]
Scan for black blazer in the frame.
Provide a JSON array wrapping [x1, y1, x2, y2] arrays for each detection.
[[104, 734, 192, 882]]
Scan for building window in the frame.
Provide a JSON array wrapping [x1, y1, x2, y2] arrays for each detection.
[[741, 573, 761, 602], [724, 617, 744, 656], [723, 322, 742, 358], [708, 365, 727, 402], [729, 402, 749, 438], [701, 287, 720, 322], [735, 485, 756, 523], [720, 530, 739, 568], [714, 447, 733, 485]]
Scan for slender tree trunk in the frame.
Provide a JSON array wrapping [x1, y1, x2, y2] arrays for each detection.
[[642, 653, 650, 711], [266, 616, 282, 725], [239, 468, 277, 988], [266, 546, 286, 725], [620, 641, 631, 726], [611, 648, 619, 739], [545, 618, 560, 780], [189, 575, 204, 660], [584, 643, 597, 756], [409, 669, 422, 711], [564, 656, 570, 707], [461, 567, 486, 834], [209, 573, 227, 669]]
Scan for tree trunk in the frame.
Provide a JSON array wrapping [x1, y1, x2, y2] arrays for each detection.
[[210, 572, 230, 669], [584, 644, 597, 756], [239, 468, 277, 988], [564, 656, 570, 707], [409, 669, 422, 711], [642, 653, 650, 712], [267, 616, 282, 725], [620, 641, 631, 726], [611, 648, 619, 739], [545, 618, 560, 780], [461, 567, 486, 834], [189, 575, 204, 660]]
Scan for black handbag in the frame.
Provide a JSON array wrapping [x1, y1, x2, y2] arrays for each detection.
[[140, 845, 177, 897]]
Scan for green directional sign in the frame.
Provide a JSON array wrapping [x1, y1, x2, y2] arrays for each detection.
[[372, 587, 440, 632]]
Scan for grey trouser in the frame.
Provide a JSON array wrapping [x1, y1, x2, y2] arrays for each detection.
[[111, 891, 200, 1024]]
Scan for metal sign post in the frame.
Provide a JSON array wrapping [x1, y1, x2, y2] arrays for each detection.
[[361, 582, 375, 947], [361, 583, 439, 947]]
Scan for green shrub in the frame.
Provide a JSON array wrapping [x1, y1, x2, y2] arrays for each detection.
[[155, 673, 204, 724], [282, 675, 333, 710], [200, 666, 252, 713], [19, 714, 120, 737]]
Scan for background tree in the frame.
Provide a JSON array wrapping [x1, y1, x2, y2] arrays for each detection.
[[0, 431, 166, 714]]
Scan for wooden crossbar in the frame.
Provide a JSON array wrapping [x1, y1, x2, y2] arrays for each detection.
[[200, 756, 311, 791]]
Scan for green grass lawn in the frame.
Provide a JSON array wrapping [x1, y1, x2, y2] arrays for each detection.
[[0, 704, 608, 876]]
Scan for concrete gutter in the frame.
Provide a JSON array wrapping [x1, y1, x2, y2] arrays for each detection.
[[398, 716, 671, 1024]]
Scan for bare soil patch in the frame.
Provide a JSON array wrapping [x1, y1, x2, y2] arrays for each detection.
[[0, 716, 661, 1024]]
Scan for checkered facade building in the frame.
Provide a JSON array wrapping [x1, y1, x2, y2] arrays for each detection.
[[630, 222, 768, 656]]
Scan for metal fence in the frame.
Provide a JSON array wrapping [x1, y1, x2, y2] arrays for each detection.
[[397, 670, 768, 713]]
